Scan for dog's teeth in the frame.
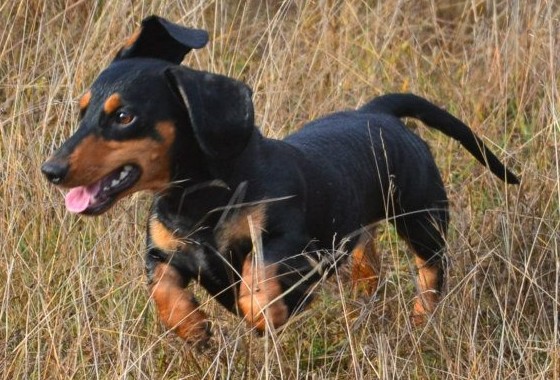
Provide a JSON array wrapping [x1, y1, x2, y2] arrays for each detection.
[[103, 186, 109, 191], [119, 171, 128, 180], [124, 165, 132, 172], [111, 179, 120, 187]]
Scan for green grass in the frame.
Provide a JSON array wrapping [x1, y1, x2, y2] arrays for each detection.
[[1, 0, 559, 378]]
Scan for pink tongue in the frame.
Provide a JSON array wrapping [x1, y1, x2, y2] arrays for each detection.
[[65, 183, 100, 213]]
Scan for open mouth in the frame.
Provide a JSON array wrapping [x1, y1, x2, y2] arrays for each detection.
[[65, 164, 141, 215]]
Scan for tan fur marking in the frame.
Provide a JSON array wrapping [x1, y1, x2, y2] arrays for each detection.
[[238, 259, 288, 332], [150, 218, 182, 251], [79, 90, 91, 111], [411, 256, 440, 325], [103, 93, 121, 114], [351, 234, 380, 296], [216, 205, 267, 252], [65, 122, 175, 197], [123, 29, 141, 48], [150, 263, 209, 342]]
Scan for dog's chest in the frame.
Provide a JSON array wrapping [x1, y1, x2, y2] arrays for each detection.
[[147, 206, 268, 311], [148, 204, 267, 263], [148, 205, 266, 278]]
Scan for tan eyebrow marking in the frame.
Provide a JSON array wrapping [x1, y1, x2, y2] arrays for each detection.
[[103, 93, 122, 114], [79, 90, 91, 111]]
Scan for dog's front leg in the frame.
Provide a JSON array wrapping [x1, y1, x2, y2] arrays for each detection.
[[237, 236, 317, 334], [238, 256, 289, 333], [147, 260, 210, 344]]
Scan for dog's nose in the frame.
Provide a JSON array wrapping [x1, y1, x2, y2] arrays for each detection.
[[41, 160, 69, 184]]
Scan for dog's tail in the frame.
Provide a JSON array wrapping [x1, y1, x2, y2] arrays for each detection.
[[359, 93, 520, 184]]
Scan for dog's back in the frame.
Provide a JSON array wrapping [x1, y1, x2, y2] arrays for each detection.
[[284, 108, 447, 244]]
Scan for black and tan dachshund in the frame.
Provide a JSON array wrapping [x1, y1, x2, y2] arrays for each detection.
[[42, 16, 519, 343]]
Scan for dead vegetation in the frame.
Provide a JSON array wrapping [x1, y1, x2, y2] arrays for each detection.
[[0, 1, 558, 378]]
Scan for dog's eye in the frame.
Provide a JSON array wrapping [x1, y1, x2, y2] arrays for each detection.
[[115, 111, 135, 126]]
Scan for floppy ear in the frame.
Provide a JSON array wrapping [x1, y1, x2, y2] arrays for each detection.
[[165, 67, 255, 159], [114, 15, 209, 63]]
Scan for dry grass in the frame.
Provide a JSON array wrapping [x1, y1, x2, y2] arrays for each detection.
[[1, 0, 559, 378]]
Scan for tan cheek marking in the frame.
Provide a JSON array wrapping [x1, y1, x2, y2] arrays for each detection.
[[150, 263, 209, 342], [149, 218, 182, 251], [238, 259, 288, 332], [65, 122, 175, 193], [103, 93, 121, 114], [351, 235, 380, 297], [411, 256, 441, 325], [79, 90, 91, 111], [216, 205, 267, 252]]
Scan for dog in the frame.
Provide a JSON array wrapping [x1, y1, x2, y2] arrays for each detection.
[[41, 16, 519, 344]]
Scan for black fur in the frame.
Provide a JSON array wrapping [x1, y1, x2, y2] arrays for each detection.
[[42, 16, 519, 341]]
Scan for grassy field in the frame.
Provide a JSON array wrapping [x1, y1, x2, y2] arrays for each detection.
[[1, 0, 558, 378]]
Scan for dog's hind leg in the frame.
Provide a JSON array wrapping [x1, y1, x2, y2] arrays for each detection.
[[350, 229, 381, 297], [393, 208, 448, 325], [411, 254, 444, 324]]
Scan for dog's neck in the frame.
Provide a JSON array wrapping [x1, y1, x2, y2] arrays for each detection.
[[152, 127, 266, 231]]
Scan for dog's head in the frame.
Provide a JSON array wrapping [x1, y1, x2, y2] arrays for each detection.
[[42, 16, 254, 215]]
